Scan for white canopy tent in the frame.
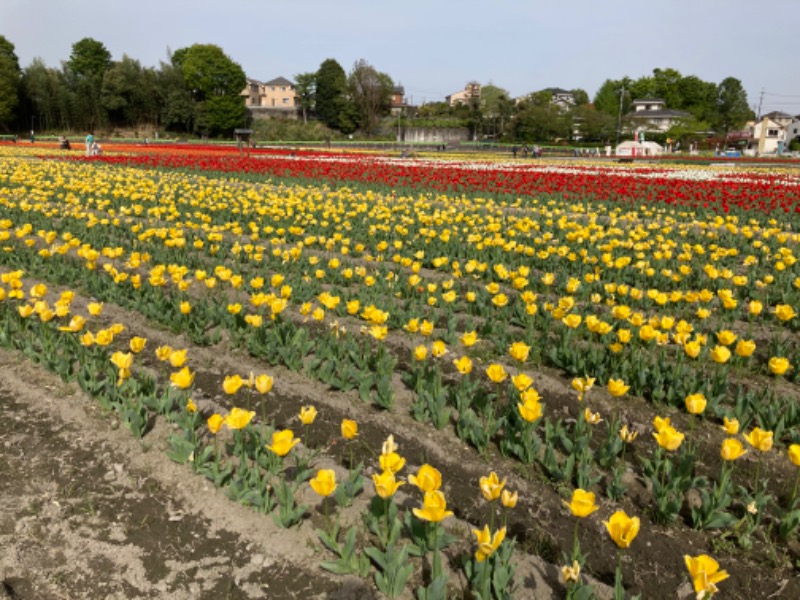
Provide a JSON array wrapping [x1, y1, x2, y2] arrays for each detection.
[[615, 141, 664, 157]]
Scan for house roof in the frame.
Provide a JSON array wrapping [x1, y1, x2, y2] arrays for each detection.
[[542, 87, 572, 95], [632, 98, 665, 103], [245, 78, 264, 86], [763, 111, 792, 119], [264, 76, 295, 87], [629, 109, 691, 119]]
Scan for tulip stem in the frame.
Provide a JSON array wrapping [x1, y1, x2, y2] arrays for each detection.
[[613, 549, 624, 600], [753, 454, 763, 492], [791, 471, 800, 508], [572, 519, 580, 562]]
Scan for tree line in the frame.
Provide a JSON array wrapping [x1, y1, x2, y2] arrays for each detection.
[[0, 34, 752, 143]]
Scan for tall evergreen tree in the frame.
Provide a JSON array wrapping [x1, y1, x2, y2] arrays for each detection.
[[315, 58, 347, 130], [0, 36, 21, 130], [66, 37, 112, 130]]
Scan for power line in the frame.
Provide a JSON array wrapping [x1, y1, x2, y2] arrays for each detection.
[[762, 91, 800, 98]]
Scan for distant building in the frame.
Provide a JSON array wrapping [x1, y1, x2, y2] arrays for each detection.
[[627, 98, 691, 133], [391, 84, 406, 116], [542, 87, 576, 110], [446, 82, 481, 107], [786, 117, 800, 147], [241, 76, 299, 119]]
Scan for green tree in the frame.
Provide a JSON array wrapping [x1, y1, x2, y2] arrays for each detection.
[[571, 88, 590, 106], [101, 55, 159, 127], [294, 72, 316, 124], [174, 44, 246, 135], [480, 84, 513, 139], [21, 58, 71, 131], [348, 59, 393, 136], [0, 36, 21, 130], [593, 78, 632, 117], [714, 77, 752, 136], [315, 58, 348, 130], [158, 58, 194, 132], [570, 104, 616, 142], [66, 37, 112, 130], [676, 75, 717, 122]]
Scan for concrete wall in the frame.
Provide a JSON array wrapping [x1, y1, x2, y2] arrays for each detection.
[[400, 127, 470, 143]]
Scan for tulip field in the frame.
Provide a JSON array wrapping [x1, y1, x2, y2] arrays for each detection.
[[2, 142, 800, 599]]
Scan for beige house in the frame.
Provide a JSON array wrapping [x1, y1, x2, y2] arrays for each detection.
[[241, 76, 299, 119], [446, 82, 481, 107]]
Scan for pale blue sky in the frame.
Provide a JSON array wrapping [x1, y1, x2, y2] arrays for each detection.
[[2, 0, 798, 114]]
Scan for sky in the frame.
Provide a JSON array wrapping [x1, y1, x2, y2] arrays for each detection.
[[2, 0, 799, 115]]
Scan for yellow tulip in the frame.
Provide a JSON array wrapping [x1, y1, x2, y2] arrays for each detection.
[[768, 357, 791, 376], [512, 372, 533, 391], [413, 490, 453, 522], [341, 419, 358, 439], [734, 339, 756, 358], [653, 426, 684, 451], [565, 488, 599, 518], [266, 429, 300, 457], [518, 395, 543, 423], [607, 379, 629, 397], [419, 320, 434, 336], [409, 464, 442, 492], [254, 374, 273, 394], [110, 351, 134, 371], [684, 554, 729, 597], [788, 444, 800, 467], [603, 510, 640, 549], [310, 469, 337, 497], [774, 304, 796, 322], [473, 525, 506, 561], [720, 438, 747, 461], [479, 471, 506, 502], [561, 561, 581, 584], [223, 374, 245, 395], [715, 330, 737, 346], [709, 345, 731, 364], [299, 406, 317, 425], [87, 302, 103, 316], [461, 330, 479, 347], [508, 341, 531, 362], [207, 414, 224, 434], [571, 376, 595, 395], [562, 314, 582, 329], [748, 300, 763, 316], [379, 451, 406, 474], [170, 366, 194, 389], [684, 341, 701, 359], [583, 408, 602, 425], [619, 425, 638, 443], [168, 348, 187, 367], [179, 301, 191, 315], [431, 340, 446, 357], [373, 470, 404, 499], [721, 417, 739, 435], [501, 489, 518, 508], [685, 393, 707, 415], [413, 345, 428, 361], [224, 407, 256, 430], [129, 336, 146, 353], [743, 427, 773, 452], [486, 363, 507, 383], [453, 355, 473, 375]]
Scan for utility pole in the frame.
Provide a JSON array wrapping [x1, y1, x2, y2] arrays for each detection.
[[757, 88, 765, 119], [615, 85, 625, 146]]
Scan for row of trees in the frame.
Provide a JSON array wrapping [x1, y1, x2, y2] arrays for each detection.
[[0, 36, 247, 135], [0, 35, 397, 138], [406, 69, 752, 144], [0, 36, 753, 142]]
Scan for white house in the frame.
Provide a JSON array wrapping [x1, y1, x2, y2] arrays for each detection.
[[784, 117, 800, 149], [748, 115, 789, 154], [627, 98, 692, 133]]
